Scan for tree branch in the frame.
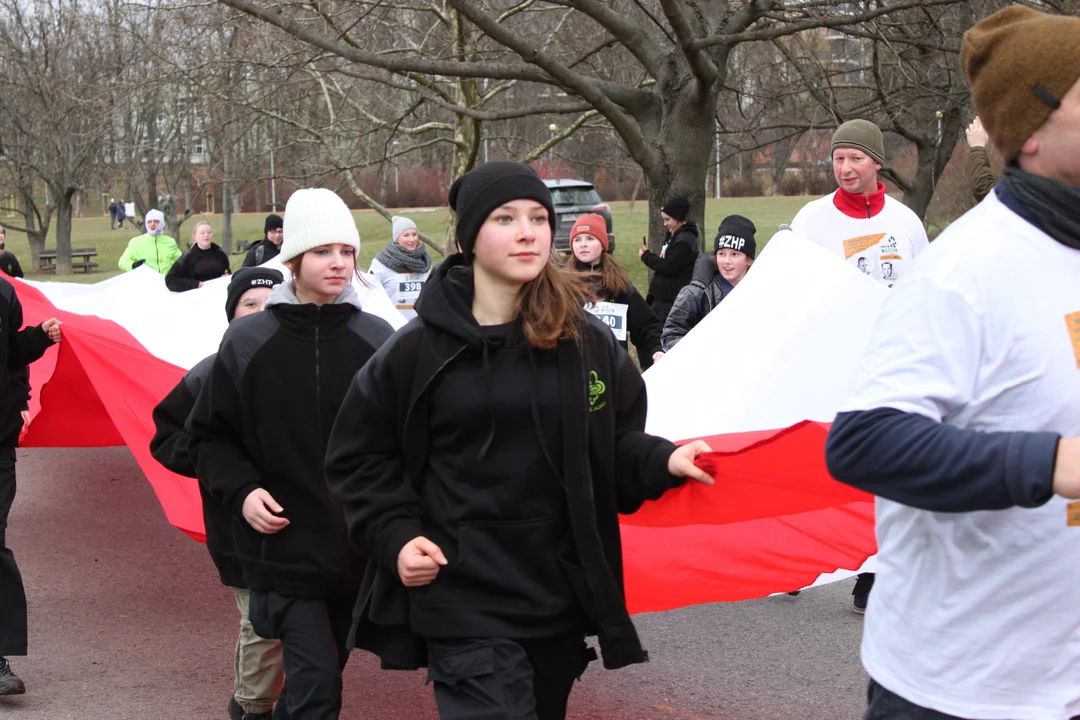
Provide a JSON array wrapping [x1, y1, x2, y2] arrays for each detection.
[[692, 0, 963, 49], [657, 0, 718, 86], [445, 0, 659, 173]]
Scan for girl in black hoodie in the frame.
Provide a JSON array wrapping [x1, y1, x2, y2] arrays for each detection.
[[566, 213, 663, 367], [187, 189, 394, 720], [324, 162, 714, 720], [165, 221, 231, 292]]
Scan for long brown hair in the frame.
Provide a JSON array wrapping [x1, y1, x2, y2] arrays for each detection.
[[515, 256, 589, 349], [583, 251, 631, 297]]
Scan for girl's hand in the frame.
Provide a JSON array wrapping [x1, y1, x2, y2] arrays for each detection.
[[20, 410, 30, 432], [242, 488, 289, 533], [42, 318, 62, 343], [397, 536, 447, 587], [668, 440, 715, 485], [652, 351, 665, 363], [638, 245, 647, 259]]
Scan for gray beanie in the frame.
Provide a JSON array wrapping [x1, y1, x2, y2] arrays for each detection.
[[392, 216, 417, 243]]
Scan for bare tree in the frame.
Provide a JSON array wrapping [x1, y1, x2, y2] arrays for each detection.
[[0, 0, 115, 273], [215, 0, 965, 248]]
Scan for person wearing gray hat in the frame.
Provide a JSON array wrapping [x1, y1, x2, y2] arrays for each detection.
[[368, 215, 431, 319], [790, 119, 928, 291]]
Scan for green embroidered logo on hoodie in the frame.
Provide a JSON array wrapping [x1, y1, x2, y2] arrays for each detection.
[[588, 370, 606, 412]]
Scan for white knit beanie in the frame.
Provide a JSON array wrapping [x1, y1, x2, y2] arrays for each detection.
[[279, 188, 360, 263], [392, 215, 417, 243]]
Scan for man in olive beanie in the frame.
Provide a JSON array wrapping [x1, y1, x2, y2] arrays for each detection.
[[825, 7, 1080, 720]]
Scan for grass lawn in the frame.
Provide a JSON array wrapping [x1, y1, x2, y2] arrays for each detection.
[[5, 195, 812, 289]]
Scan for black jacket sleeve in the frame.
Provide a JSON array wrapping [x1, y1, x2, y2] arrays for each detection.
[[10, 365, 30, 411], [624, 285, 662, 358], [186, 352, 263, 512], [325, 343, 425, 573], [640, 237, 697, 278], [241, 244, 259, 269], [661, 283, 707, 351], [826, 407, 1059, 512], [609, 345, 683, 514], [6, 292, 53, 369], [165, 255, 200, 292], [150, 379, 198, 478]]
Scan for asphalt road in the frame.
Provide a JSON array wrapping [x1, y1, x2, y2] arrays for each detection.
[[2, 446, 869, 719]]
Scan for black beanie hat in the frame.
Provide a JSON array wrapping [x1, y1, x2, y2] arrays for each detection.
[[662, 195, 691, 223], [448, 161, 555, 262], [714, 215, 757, 258], [225, 266, 284, 321], [264, 214, 284, 235]]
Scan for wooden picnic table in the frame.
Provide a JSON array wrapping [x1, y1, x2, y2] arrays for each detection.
[[38, 247, 99, 273]]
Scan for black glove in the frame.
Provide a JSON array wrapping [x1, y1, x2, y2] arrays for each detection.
[[131, 259, 145, 269]]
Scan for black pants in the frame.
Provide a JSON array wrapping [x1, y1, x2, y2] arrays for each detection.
[[426, 633, 595, 720], [0, 448, 26, 658], [640, 298, 674, 370], [854, 572, 876, 596], [248, 590, 354, 720], [866, 678, 1080, 720]]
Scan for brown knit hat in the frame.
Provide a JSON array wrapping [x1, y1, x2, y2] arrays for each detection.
[[961, 6, 1080, 163], [831, 120, 885, 166]]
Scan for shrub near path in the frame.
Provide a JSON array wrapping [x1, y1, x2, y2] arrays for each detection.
[[6, 197, 811, 286]]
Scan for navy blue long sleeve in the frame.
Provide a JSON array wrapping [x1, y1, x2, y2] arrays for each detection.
[[826, 408, 1059, 512]]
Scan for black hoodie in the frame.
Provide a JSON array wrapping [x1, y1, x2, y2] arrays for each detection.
[[325, 254, 686, 671], [573, 258, 662, 364], [165, 243, 231, 292], [150, 354, 244, 587], [187, 283, 394, 599], [0, 279, 52, 447], [640, 220, 700, 305]]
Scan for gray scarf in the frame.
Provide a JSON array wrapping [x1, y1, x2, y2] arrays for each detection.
[[1001, 166, 1080, 251], [375, 240, 431, 273]]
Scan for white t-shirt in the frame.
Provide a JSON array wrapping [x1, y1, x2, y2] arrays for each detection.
[[790, 193, 929, 288], [369, 257, 431, 320], [840, 192, 1080, 720]]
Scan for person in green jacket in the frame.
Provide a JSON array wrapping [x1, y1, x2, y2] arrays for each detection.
[[118, 209, 181, 273]]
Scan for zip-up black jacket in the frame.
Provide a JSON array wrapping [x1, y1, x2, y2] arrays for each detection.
[[574, 259, 662, 364], [661, 253, 734, 351], [325, 254, 686, 671], [241, 239, 281, 268], [640, 221, 700, 305], [150, 354, 244, 587], [0, 279, 53, 447], [187, 284, 394, 599], [165, 243, 231, 292]]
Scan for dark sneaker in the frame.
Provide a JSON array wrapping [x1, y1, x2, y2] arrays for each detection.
[[853, 592, 868, 615], [852, 572, 875, 615], [228, 697, 272, 720], [0, 657, 26, 696], [787, 591, 801, 596]]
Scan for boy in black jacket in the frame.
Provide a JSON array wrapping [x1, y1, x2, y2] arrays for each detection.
[[0, 277, 62, 696], [150, 267, 284, 720]]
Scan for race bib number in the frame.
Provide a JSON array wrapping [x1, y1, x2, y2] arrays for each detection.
[[394, 274, 425, 308], [585, 302, 628, 342]]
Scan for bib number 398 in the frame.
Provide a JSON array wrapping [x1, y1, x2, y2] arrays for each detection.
[[585, 302, 629, 342]]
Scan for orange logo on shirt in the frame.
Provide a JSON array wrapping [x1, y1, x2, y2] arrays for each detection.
[[1068, 311, 1080, 369], [842, 233, 886, 259]]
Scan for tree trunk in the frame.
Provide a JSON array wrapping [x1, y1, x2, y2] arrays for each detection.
[[222, 147, 234, 254], [55, 190, 75, 275], [643, 87, 716, 253], [900, 109, 964, 222]]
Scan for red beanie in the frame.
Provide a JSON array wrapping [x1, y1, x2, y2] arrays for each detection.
[[569, 213, 609, 252]]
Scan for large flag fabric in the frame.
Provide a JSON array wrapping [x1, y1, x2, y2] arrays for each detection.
[[16, 264, 406, 540], [14, 232, 888, 610], [624, 230, 888, 612]]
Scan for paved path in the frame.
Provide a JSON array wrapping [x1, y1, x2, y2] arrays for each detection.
[[2, 447, 868, 719]]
